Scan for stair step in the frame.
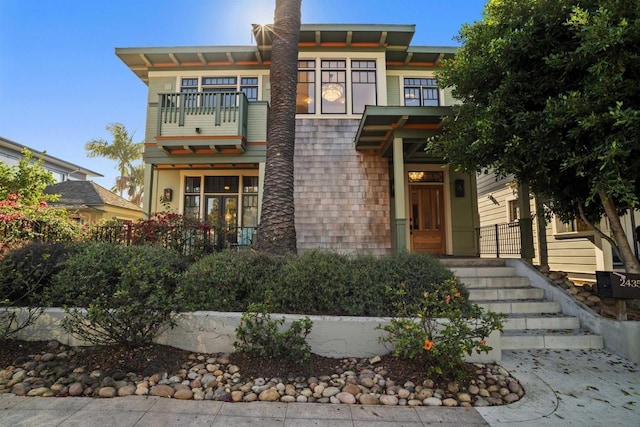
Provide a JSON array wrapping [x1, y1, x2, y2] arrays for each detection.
[[450, 266, 516, 277], [502, 315, 580, 330], [440, 258, 506, 267], [477, 300, 561, 314], [462, 276, 530, 288], [469, 288, 544, 301], [501, 330, 604, 350]]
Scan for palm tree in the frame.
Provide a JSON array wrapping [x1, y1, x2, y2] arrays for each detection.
[[255, 0, 301, 254], [86, 123, 143, 198], [112, 163, 144, 206]]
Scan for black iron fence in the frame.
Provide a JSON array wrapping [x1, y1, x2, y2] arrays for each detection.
[[476, 222, 521, 257], [90, 223, 257, 255]]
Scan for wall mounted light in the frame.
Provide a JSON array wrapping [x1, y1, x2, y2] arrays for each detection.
[[195, 127, 202, 134], [163, 188, 173, 202]]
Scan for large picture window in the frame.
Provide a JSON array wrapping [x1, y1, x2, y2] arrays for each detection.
[[321, 60, 346, 114], [351, 60, 376, 114]]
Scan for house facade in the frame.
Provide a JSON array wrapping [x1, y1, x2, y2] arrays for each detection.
[[43, 181, 143, 224], [0, 136, 102, 183], [116, 24, 479, 256], [477, 172, 640, 282]]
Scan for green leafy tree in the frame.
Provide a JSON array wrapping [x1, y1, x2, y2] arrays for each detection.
[[431, 0, 640, 273], [85, 123, 143, 199], [0, 148, 56, 205], [255, 0, 301, 255]]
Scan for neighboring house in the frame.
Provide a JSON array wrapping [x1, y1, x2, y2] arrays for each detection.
[[0, 136, 102, 182], [476, 172, 640, 282], [116, 23, 479, 256], [44, 181, 143, 223]]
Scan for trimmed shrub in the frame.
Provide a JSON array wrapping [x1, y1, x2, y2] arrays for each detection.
[[0, 241, 77, 340], [52, 242, 188, 346], [178, 249, 286, 312]]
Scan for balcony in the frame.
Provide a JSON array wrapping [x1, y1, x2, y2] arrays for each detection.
[[155, 92, 253, 154]]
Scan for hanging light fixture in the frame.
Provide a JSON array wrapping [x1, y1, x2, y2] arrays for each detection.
[[322, 73, 344, 102]]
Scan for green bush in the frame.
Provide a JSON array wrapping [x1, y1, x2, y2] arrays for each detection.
[[234, 302, 313, 363], [380, 278, 505, 382], [0, 241, 76, 306], [178, 249, 286, 312], [52, 242, 188, 346]]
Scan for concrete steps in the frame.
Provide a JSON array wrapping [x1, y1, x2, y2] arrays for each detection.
[[440, 258, 603, 351]]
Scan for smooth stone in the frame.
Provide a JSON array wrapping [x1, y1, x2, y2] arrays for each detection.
[[173, 389, 193, 400], [342, 384, 359, 396], [27, 387, 50, 397], [336, 392, 356, 404], [359, 394, 379, 405], [150, 384, 175, 397], [259, 389, 280, 402], [360, 378, 374, 388], [98, 387, 117, 398], [504, 393, 520, 403], [296, 395, 308, 403], [442, 398, 458, 407], [379, 395, 399, 406], [281, 395, 296, 402], [408, 399, 422, 406], [117, 385, 136, 396], [457, 393, 472, 403], [243, 392, 258, 402], [416, 389, 433, 400], [68, 382, 84, 396], [398, 388, 411, 399], [423, 397, 443, 406], [135, 386, 149, 395], [231, 391, 244, 402], [322, 386, 340, 397]]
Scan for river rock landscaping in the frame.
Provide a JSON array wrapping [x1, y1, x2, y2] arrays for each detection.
[[0, 339, 523, 407]]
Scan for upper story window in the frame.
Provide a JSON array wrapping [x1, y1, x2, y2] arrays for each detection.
[[351, 60, 376, 114], [296, 60, 316, 114], [203, 77, 238, 107], [321, 60, 346, 114], [404, 78, 439, 107], [240, 77, 259, 102]]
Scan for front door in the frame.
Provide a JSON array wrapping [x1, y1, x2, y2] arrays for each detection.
[[410, 185, 445, 254]]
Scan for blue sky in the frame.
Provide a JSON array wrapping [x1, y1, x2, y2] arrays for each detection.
[[0, 0, 485, 189]]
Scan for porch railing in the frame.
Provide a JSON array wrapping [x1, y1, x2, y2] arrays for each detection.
[[476, 222, 521, 257], [158, 91, 247, 129]]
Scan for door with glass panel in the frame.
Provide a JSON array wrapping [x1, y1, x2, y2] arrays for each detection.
[[409, 185, 445, 254], [205, 196, 237, 247]]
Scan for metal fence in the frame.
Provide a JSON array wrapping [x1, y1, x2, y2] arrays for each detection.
[[476, 222, 521, 257], [90, 223, 257, 255]]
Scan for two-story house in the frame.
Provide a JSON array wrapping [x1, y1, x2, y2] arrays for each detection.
[[116, 24, 479, 256]]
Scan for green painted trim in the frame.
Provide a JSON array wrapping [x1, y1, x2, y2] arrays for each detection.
[[394, 218, 408, 253]]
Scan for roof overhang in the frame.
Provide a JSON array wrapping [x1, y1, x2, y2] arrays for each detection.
[[116, 24, 457, 84], [354, 106, 453, 160]]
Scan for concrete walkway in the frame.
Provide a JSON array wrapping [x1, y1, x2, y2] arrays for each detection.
[[1, 349, 638, 427]]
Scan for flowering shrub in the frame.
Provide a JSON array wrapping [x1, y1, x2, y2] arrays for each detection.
[[128, 213, 215, 256], [380, 278, 505, 381], [0, 193, 84, 252]]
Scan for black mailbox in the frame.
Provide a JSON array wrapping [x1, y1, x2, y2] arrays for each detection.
[[596, 271, 640, 299]]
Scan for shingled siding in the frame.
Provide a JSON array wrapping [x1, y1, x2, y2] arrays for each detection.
[[294, 119, 391, 256]]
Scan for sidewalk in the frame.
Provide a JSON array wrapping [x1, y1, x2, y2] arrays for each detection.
[[1, 349, 638, 426]]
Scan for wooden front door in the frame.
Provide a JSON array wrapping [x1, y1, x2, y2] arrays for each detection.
[[410, 185, 445, 254]]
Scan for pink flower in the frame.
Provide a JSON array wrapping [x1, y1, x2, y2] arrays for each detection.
[[8, 194, 20, 201], [39, 201, 48, 208]]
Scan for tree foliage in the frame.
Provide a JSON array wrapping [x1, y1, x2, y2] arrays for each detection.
[[0, 148, 57, 205], [85, 123, 143, 201], [431, 0, 640, 271]]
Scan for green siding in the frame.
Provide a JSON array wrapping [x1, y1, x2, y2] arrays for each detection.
[[449, 170, 479, 256], [442, 86, 458, 106], [386, 76, 401, 106], [262, 75, 271, 104]]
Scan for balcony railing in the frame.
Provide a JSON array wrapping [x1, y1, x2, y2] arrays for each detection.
[[156, 91, 248, 138], [476, 222, 521, 257]]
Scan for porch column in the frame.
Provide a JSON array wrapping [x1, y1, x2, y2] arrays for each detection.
[[518, 181, 535, 262], [393, 137, 408, 252], [143, 164, 153, 218]]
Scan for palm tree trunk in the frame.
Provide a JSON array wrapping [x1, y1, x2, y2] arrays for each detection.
[[255, 0, 301, 254]]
